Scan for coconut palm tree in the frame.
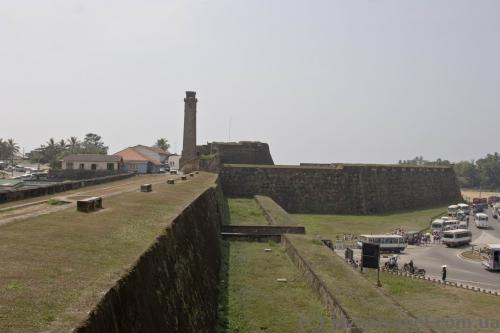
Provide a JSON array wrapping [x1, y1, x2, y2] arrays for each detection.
[[66, 136, 80, 154], [6, 139, 20, 174], [0, 138, 6, 161], [58, 139, 67, 150]]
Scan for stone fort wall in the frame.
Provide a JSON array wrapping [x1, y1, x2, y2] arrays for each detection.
[[220, 164, 462, 214], [73, 186, 226, 333], [198, 141, 274, 172]]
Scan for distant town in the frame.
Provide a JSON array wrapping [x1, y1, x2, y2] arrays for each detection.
[[0, 135, 179, 183]]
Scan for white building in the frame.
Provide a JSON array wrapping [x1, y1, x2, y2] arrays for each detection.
[[167, 155, 181, 171], [61, 154, 123, 171]]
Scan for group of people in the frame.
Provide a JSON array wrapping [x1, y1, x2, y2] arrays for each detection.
[[392, 228, 407, 236], [336, 234, 358, 241]]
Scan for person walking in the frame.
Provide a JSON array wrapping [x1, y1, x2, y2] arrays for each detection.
[[442, 265, 447, 281]]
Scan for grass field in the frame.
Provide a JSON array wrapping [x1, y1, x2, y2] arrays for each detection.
[[0, 173, 216, 333], [218, 241, 331, 333], [287, 235, 423, 333], [248, 197, 500, 332], [0, 174, 171, 210], [227, 198, 269, 225], [294, 206, 447, 239], [255, 195, 298, 226], [219, 198, 331, 333], [364, 270, 500, 333]]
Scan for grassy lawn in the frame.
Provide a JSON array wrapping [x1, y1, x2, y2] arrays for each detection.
[[0, 173, 217, 333], [294, 206, 447, 239], [255, 195, 298, 226], [287, 235, 423, 333], [364, 270, 500, 333], [0, 173, 169, 209], [217, 241, 331, 333], [227, 198, 269, 225]]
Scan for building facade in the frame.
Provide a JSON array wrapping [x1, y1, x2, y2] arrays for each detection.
[[167, 154, 181, 171], [61, 154, 123, 171], [113, 145, 168, 174]]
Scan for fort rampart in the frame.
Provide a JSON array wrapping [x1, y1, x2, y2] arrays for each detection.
[[220, 164, 462, 214], [73, 185, 225, 333]]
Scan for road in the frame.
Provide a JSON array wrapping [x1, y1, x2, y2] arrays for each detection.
[[340, 207, 500, 292]]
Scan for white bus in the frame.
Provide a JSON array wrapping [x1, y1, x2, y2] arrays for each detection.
[[474, 213, 489, 228], [448, 205, 459, 216], [431, 219, 444, 234], [493, 203, 500, 219], [457, 203, 470, 215], [482, 244, 500, 271], [442, 229, 472, 247], [442, 219, 460, 231], [357, 234, 406, 253]]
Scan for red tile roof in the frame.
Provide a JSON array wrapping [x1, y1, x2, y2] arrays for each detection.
[[148, 146, 169, 155], [113, 148, 161, 165]]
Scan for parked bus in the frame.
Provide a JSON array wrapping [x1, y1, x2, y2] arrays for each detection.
[[431, 219, 444, 234], [442, 229, 472, 247], [474, 213, 489, 228], [443, 219, 460, 231], [357, 235, 406, 253], [482, 244, 500, 271], [448, 205, 459, 216], [457, 203, 470, 215]]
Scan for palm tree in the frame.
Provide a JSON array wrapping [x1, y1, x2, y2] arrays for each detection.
[[155, 138, 170, 151], [6, 139, 20, 175], [67, 136, 80, 154], [58, 139, 67, 150], [0, 139, 6, 161]]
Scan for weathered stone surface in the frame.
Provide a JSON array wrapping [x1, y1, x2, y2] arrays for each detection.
[[198, 141, 274, 172], [73, 186, 225, 333], [220, 164, 462, 214], [180, 91, 198, 171]]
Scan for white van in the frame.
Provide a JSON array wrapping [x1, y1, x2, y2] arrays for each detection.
[[431, 219, 444, 234], [493, 203, 500, 219], [442, 229, 472, 247], [442, 219, 459, 231], [482, 244, 500, 271], [475, 213, 489, 228], [457, 203, 470, 215], [448, 205, 459, 216]]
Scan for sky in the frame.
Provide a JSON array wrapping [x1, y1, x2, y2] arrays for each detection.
[[1, 0, 499, 165]]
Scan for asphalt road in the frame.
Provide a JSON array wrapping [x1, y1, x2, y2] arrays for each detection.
[[341, 207, 500, 292]]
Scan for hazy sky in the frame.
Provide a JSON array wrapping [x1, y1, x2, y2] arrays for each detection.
[[1, 1, 499, 165]]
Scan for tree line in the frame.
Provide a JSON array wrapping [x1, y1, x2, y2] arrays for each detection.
[[399, 154, 500, 189], [1, 135, 171, 170], [0, 138, 20, 166], [27, 133, 108, 169]]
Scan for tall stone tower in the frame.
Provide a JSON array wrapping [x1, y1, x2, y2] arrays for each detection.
[[180, 91, 198, 169]]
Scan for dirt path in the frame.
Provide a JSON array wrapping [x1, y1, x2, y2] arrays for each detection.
[[0, 174, 183, 226]]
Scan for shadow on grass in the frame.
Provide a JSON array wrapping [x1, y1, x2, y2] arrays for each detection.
[[216, 240, 230, 332]]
